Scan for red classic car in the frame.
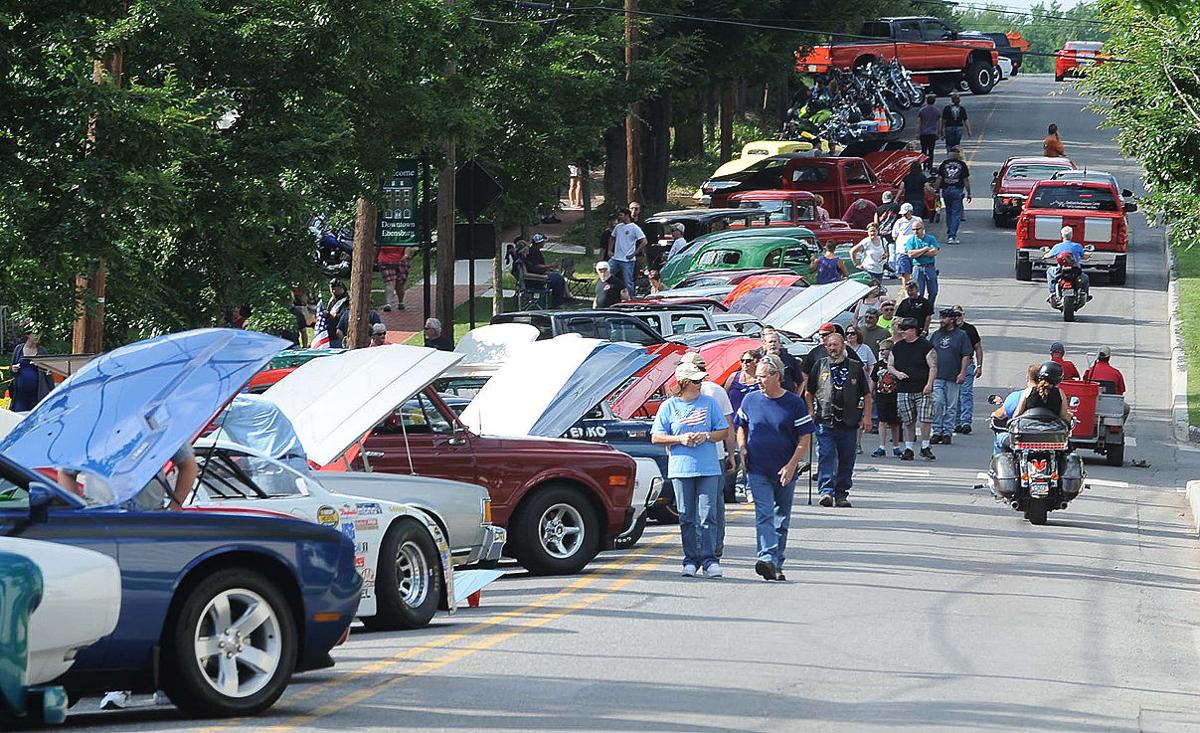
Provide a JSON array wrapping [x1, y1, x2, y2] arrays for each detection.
[[729, 190, 869, 247], [1014, 179, 1136, 286], [991, 156, 1076, 227], [1056, 41, 1108, 82]]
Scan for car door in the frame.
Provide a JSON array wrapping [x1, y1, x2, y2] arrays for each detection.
[[920, 19, 958, 68], [362, 391, 479, 487]]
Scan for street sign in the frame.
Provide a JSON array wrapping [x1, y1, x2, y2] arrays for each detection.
[[378, 159, 420, 247], [455, 160, 503, 220]]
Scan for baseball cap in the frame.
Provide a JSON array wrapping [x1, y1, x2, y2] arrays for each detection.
[[882, 191, 895, 203], [1098, 345, 1112, 357], [531, 233, 547, 244], [880, 298, 895, 307], [818, 322, 838, 336], [674, 362, 708, 382], [900, 202, 914, 214], [1050, 341, 1065, 354], [371, 323, 387, 335], [680, 351, 706, 368], [898, 317, 919, 331], [949, 304, 964, 315], [939, 308, 957, 317], [671, 223, 686, 233], [595, 261, 610, 271]]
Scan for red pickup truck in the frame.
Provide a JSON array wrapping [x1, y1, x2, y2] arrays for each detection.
[[730, 190, 866, 248], [1014, 179, 1137, 286], [701, 148, 923, 212], [796, 16, 999, 95]]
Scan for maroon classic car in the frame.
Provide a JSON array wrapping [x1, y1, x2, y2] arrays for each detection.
[[991, 155, 1076, 227]]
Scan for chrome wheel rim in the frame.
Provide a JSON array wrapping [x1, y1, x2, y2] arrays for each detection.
[[539, 502, 584, 559], [396, 540, 430, 607], [194, 588, 282, 699]]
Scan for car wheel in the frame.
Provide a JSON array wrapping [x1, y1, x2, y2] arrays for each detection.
[[1111, 259, 1127, 285], [362, 519, 443, 631], [992, 65, 1002, 85], [161, 569, 297, 717], [1015, 255, 1032, 282], [966, 61, 994, 95], [514, 485, 601, 575]]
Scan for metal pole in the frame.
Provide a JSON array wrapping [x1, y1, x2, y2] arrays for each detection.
[[468, 161, 477, 329], [807, 437, 814, 505], [421, 156, 432, 324]]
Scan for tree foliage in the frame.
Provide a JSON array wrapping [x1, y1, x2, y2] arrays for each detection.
[[952, 2, 1108, 73]]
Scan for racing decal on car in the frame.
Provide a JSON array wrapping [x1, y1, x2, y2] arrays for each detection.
[[354, 541, 369, 554], [360, 567, 376, 599], [340, 521, 357, 539], [355, 502, 383, 515], [317, 505, 339, 527], [355, 518, 379, 531], [566, 425, 609, 439]]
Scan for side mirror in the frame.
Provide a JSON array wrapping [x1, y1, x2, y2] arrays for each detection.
[[1121, 188, 1133, 198], [992, 171, 999, 179], [28, 482, 55, 524], [1124, 202, 1138, 213]]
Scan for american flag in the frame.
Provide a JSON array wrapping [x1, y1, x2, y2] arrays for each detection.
[[311, 299, 331, 349], [679, 407, 709, 426]]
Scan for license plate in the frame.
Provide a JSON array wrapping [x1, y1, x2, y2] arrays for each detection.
[[1030, 480, 1050, 497]]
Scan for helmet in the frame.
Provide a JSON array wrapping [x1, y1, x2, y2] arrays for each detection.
[[1036, 361, 1065, 385], [1056, 252, 1076, 267]]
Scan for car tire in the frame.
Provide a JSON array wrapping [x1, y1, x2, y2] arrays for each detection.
[[1111, 259, 1127, 285], [1015, 255, 1032, 282], [612, 512, 648, 550], [966, 62, 994, 95], [993, 210, 1006, 228], [1106, 441, 1125, 467], [362, 519, 443, 631], [513, 484, 601, 575], [161, 569, 297, 718], [1055, 73, 1064, 82]]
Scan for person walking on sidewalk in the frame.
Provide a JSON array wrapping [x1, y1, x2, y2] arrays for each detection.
[[871, 339, 903, 457], [952, 304, 983, 434], [905, 220, 941, 307], [652, 361, 730, 579], [377, 246, 413, 312], [930, 308, 973, 445], [939, 93, 971, 152], [888, 317, 937, 460], [850, 223, 890, 285], [805, 333, 872, 507], [679, 351, 736, 554], [936, 147, 972, 245], [736, 354, 815, 581], [890, 205, 921, 288]]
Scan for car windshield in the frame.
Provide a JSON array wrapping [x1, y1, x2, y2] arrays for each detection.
[[1006, 164, 1070, 180], [196, 451, 306, 499], [1029, 186, 1119, 212]]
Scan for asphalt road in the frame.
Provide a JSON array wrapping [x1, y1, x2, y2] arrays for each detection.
[[68, 75, 1200, 732]]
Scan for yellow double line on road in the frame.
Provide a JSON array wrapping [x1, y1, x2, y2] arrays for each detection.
[[202, 502, 754, 733]]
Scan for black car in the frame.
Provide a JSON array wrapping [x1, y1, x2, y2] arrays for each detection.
[[491, 310, 666, 345], [963, 31, 1023, 74]]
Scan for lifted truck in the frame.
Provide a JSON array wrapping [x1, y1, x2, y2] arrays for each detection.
[[796, 16, 999, 96]]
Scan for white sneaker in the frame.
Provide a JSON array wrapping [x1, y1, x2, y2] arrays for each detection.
[[154, 691, 172, 706], [99, 691, 132, 710], [704, 562, 723, 579], [681, 563, 698, 577]]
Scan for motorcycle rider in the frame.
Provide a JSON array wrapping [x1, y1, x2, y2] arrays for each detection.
[[1013, 361, 1073, 424], [990, 364, 1041, 455], [1046, 226, 1090, 298]]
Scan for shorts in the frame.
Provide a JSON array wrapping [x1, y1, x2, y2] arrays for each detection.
[[897, 391, 934, 424], [875, 393, 900, 425], [897, 253, 913, 276]]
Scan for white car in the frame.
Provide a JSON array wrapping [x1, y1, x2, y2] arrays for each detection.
[[994, 56, 1013, 83], [187, 441, 489, 630], [0, 537, 120, 722]]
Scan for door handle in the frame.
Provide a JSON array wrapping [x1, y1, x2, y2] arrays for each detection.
[[446, 437, 467, 446], [364, 451, 385, 459]]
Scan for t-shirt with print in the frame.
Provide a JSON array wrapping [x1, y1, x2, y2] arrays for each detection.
[[937, 159, 970, 188], [931, 326, 973, 381], [871, 359, 898, 395], [652, 393, 728, 478], [896, 295, 932, 326], [612, 222, 645, 262], [734, 390, 815, 478], [942, 104, 968, 127], [594, 275, 625, 308]]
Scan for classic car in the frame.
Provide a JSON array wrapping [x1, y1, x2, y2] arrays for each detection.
[[261, 345, 639, 576], [723, 272, 808, 308], [491, 310, 666, 345], [991, 155, 1077, 226], [1056, 40, 1107, 81], [1015, 179, 1136, 285], [0, 329, 361, 717], [0, 537, 120, 724], [661, 229, 866, 289], [643, 208, 770, 263], [673, 267, 795, 289], [729, 190, 869, 248], [608, 303, 720, 336], [762, 279, 873, 341]]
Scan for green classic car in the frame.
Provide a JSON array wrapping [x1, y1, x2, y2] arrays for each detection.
[[660, 227, 864, 287]]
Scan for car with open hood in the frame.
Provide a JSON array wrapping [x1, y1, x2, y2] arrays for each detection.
[[0, 329, 361, 718], [261, 345, 639, 576], [490, 310, 666, 345], [991, 156, 1077, 227]]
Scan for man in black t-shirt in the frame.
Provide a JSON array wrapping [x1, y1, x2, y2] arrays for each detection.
[[936, 147, 972, 244], [895, 281, 933, 335], [938, 93, 971, 152], [887, 317, 937, 460], [951, 304, 983, 434], [593, 261, 628, 308]]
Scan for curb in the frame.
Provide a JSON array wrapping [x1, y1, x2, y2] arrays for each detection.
[[1187, 481, 1200, 535], [1165, 229, 1198, 443]]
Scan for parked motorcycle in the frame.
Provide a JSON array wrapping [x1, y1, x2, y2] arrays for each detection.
[[309, 215, 354, 277], [1044, 248, 1091, 322], [986, 402, 1084, 525]]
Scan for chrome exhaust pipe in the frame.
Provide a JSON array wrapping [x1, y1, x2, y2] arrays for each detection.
[[1010, 501, 1019, 509]]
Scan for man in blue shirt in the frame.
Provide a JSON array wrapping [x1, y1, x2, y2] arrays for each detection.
[[1046, 225, 1090, 294], [905, 220, 941, 308], [736, 354, 815, 581], [990, 364, 1039, 454]]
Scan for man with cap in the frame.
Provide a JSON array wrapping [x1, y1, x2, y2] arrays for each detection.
[[666, 222, 689, 261], [1049, 342, 1080, 380], [889, 205, 920, 288], [952, 304, 984, 434], [888, 317, 937, 460], [1083, 345, 1127, 396], [593, 260, 628, 308], [423, 317, 453, 351], [679, 351, 736, 550], [369, 322, 388, 347], [805, 332, 872, 506], [895, 281, 933, 336], [935, 146, 972, 245], [799, 322, 862, 392], [877, 299, 897, 332], [875, 191, 901, 279], [929, 307, 973, 445], [859, 308, 891, 358], [736, 353, 815, 580]]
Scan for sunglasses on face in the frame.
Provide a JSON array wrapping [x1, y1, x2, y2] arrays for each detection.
[[741, 357, 758, 364]]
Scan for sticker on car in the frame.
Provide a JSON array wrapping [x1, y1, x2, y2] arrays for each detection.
[[317, 505, 339, 527]]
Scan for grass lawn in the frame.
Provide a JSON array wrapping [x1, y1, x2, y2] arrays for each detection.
[[1174, 244, 1200, 425]]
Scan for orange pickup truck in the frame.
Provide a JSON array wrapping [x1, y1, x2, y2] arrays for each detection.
[[796, 16, 999, 96]]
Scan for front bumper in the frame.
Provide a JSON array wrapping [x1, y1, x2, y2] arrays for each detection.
[[478, 524, 507, 563]]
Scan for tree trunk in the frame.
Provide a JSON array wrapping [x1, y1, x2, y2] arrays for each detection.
[[719, 82, 736, 163], [640, 95, 671, 205], [346, 197, 377, 349], [603, 123, 627, 212], [672, 89, 704, 160], [436, 141, 456, 331]]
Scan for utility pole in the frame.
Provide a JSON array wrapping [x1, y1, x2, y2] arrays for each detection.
[[346, 197, 377, 348], [436, 0, 457, 333], [624, 0, 640, 206]]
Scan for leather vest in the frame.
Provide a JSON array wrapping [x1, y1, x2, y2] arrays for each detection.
[[812, 356, 866, 427]]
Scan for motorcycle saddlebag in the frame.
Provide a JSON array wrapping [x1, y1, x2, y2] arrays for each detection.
[[1062, 451, 1084, 497], [989, 453, 1019, 499]]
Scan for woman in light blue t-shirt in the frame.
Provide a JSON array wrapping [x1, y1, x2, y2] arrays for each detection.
[[652, 362, 730, 579]]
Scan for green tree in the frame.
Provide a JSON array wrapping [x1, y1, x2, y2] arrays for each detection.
[[952, 2, 1108, 74]]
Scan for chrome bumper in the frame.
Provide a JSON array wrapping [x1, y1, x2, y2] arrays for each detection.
[[479, 524, 507, 562]]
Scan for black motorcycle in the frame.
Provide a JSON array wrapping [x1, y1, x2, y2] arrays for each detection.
[[309, 215, 354, 277], [1045, 250, 1090, 322], [986, 407, 1084, 525]]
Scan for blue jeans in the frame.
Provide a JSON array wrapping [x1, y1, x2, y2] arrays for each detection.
[[914, 263, 939, 307], [1047, 267, 1090, 293], [942, 186, 965, 239], [944, 126, 964, 152], [815, 423, 857, 499], [746, 472, 797, 570], [958, 362, 976, 427], [609, 257, 636, 295], [932, 379, 961, 436], [672, 475, 721, 570]]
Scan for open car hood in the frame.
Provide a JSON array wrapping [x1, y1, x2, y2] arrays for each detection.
[[460, 337, 653, 438], [727, 285, 805, 320], [763, 280, 870, 338], [0, 409, 23, 441], [263, 345, 463, 466], [443, 323, 540, 379], [0, 329, 286, 504], [609, 343, 686, 420]]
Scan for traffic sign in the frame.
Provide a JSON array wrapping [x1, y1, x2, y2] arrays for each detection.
[[455, 160, 503, 220]]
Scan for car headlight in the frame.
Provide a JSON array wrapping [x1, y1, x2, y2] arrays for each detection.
[[703, 180, 740, 191]]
